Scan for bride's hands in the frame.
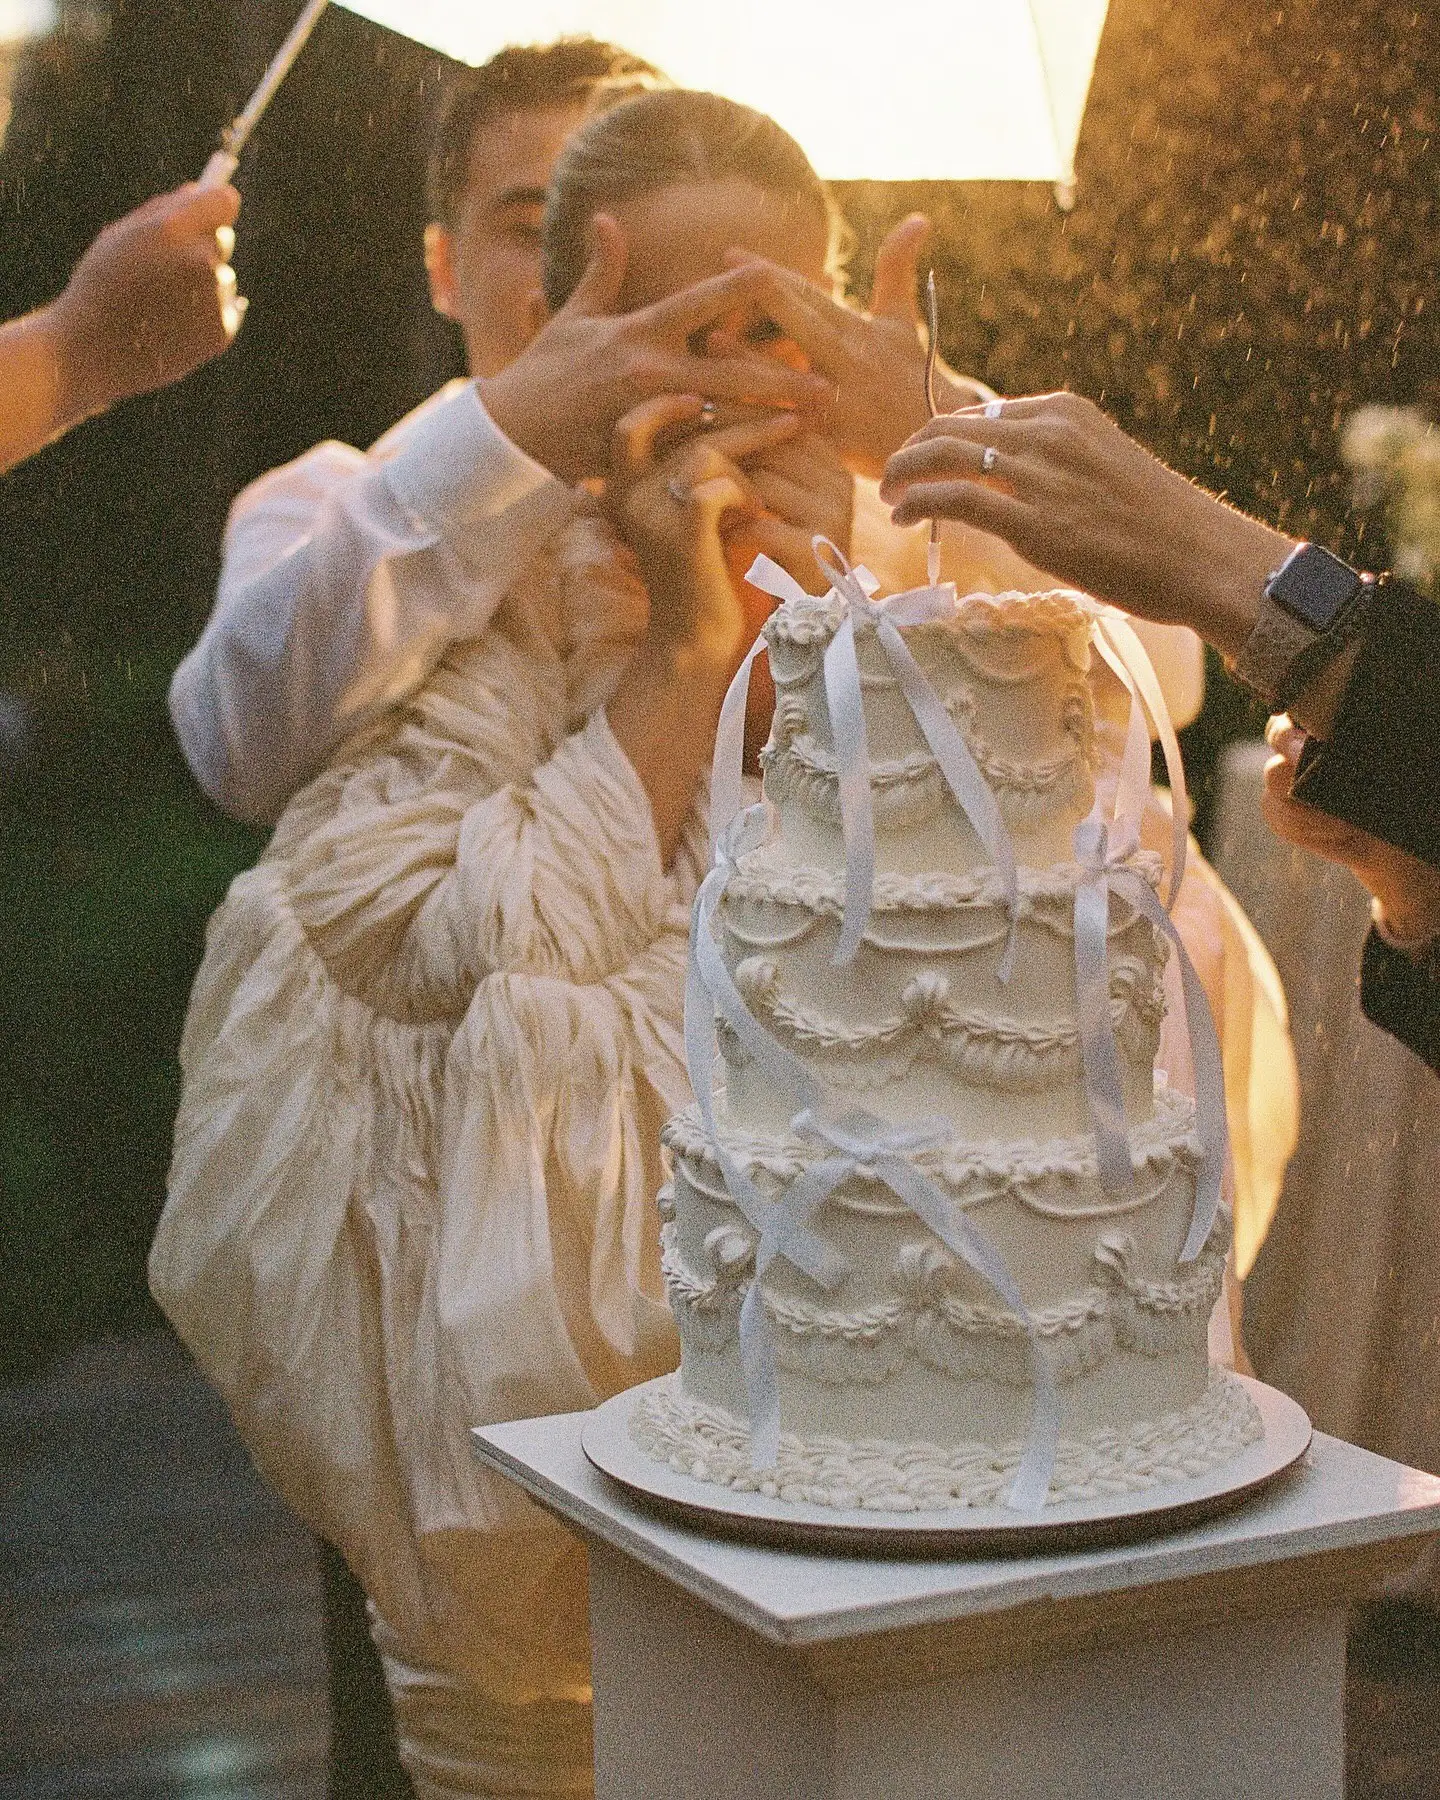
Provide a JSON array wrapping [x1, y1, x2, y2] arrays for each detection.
[[606, 393, 801, 667], [741, 427, 854, 590], [722, 214, 995, 478], [603, 395, 802, 864]]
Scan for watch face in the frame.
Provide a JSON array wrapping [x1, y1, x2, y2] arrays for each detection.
[[1268, 544, 1364, 629]]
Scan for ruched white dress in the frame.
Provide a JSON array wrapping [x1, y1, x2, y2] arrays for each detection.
[[154, 512, 694, 1794]]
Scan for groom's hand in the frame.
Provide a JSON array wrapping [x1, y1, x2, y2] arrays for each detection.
[[477, 214, 831, 485], [722, 214, 995, 479]]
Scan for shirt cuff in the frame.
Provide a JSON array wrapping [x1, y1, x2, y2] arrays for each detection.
[[377, 379, 562, 536]]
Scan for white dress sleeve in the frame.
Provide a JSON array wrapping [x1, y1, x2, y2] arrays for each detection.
[[169, 380, 574, 826], [279, 696, 691, 1007]]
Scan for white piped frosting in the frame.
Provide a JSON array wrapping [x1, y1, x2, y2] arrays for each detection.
[[642, 585, 1254, 1504]]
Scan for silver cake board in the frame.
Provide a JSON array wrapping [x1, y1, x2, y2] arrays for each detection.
[[580, 1373, 1312, 1558]]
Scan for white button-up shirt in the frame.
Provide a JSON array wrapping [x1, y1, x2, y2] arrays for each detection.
[[171, 380, 576, 824]]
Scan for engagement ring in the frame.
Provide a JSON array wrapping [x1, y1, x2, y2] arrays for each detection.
[[983, 398, 1005, 419], [698, 400, 718, 427], [981, 445, 1000, 473]]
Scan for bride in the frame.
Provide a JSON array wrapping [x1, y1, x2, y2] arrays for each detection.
[[152, 85, 1294, 1797]]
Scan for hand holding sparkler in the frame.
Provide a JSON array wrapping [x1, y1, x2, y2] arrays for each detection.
[[0, 179, 242, 475], [51, 181, 244, 408]]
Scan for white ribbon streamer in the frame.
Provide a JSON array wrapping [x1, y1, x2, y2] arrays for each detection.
[[1091, 612, 1190, 908], [709, 634, 769, 861], [1070, 613, 1227, 1265], [1073, 817, 1227, 1262], [1072, 816, 1144, 1201], [685, 809, 1057, 1503], [811, 537, 1019, 973], [685, 810, 834, 1267], [724, 541, 1019, 976], [684, 808, 848, 1465]]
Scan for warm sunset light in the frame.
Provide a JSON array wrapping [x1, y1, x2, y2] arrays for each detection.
[[335, 0, 1110, 185]]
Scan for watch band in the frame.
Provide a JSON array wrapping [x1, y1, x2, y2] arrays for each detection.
[[1230, 595, 1321, 706], [1231, 544, 1372, 707]]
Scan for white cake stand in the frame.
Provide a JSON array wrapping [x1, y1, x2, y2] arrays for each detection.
[[580, 1372, 1312, 1555]]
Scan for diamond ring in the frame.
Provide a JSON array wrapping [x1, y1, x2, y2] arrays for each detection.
[[698, 399, 718, 427], [981, 445, 1000, 473], [666, 476, 689, 504], [983, 398, 1004, 420]]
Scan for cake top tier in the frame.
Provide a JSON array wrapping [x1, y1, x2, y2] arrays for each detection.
[[761, 584, 1099, 655], [758, 582, 1100, 877]]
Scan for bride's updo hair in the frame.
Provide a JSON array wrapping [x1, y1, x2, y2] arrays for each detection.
[[541, 88, 847, 311]]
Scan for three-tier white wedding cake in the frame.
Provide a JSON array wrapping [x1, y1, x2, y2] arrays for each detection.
[[633, 577, 1263, 1512]]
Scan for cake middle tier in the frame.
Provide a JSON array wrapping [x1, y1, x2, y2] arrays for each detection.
[[716, 846, 1170, 1137], [759, 587, 1099, 875]]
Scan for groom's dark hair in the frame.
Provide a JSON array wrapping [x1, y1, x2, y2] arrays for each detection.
[[427, 39, 664, 229]]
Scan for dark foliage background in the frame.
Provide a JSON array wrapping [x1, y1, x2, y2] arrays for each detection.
[[0, 0, 1434, 1377]]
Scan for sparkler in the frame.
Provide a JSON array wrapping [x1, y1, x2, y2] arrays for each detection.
[[199, 0, 332, 188]]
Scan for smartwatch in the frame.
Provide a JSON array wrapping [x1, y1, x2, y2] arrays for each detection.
[[1231, 542, 1375, 710]]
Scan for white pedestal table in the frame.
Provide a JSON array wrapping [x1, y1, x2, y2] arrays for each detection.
[[474, 1413, 1440, 1800]]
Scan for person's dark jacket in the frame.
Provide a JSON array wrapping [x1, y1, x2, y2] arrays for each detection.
[[1292, 576, 1439, 1071], [1358, 929, 1440, 1074]]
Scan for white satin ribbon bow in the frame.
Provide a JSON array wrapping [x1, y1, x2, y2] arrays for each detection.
[[711, 538, 1020, 977], [684, 807, 840, 1283], [788, 1108, 1059, 1511]]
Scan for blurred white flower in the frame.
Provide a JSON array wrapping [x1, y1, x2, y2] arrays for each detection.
[[1341, 404, 1439, 599]]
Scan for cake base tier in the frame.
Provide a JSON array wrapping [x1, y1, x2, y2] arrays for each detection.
[[580, 1373, 1310, 1556]]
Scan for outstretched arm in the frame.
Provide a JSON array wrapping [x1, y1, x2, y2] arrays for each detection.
[[0, 181, 241, 475], [882, 392, 1297, 657], [876, 393, 1391, 741]]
